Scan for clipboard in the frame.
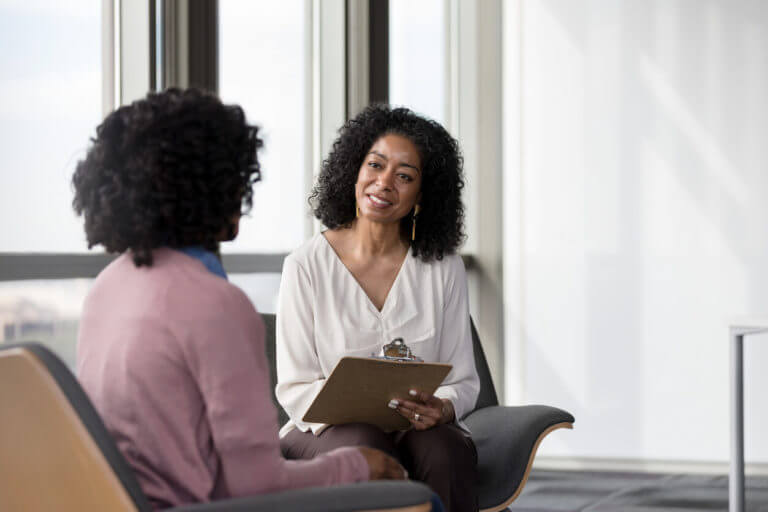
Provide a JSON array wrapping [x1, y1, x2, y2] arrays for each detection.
[[302, 357, 452, 431]]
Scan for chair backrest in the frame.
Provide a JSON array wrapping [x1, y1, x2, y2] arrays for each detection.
[[0, 343, 151, 512], [262, 313, 499, 426], [469, 318, 500, 410], [261, 313, 289, 426]]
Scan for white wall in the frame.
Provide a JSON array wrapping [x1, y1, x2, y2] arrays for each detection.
[[504, 0, 768, 464]]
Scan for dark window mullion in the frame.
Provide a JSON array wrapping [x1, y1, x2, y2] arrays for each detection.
[[188, 0, 218, 93], [368, 0, 388, 104]]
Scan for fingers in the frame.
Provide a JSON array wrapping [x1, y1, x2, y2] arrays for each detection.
[[358, 447, 408, 480], [402, 390, 454, 424], [388, 398, 441, 430], [386, 457, 408, 480], [407, 389, 444, 408], [387, 390, 446, 430], [396, 400, 441, 421]]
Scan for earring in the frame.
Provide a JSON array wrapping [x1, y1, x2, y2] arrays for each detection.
[[356, 203, 361, 218], [411, 204, 420, 241]]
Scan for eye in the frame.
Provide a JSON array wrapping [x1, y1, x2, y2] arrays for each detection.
[[368, 161, 382, 169], [397, 173, 414, 182]]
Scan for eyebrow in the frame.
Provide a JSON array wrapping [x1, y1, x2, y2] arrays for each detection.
[[368, 151, 421, 172]]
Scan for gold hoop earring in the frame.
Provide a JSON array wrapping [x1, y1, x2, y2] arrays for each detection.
[[411, 204, 420, 241], [356, 204, 361, 218]]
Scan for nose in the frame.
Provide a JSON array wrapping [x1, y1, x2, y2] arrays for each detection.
[[376, 168, 395, 189]]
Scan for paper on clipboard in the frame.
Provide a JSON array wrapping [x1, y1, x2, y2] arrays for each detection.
[[302, 356, 452, 431]]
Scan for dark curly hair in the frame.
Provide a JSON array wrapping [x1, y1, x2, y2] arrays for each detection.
[[72, 88, 262, 267], [310, 105, 465, 261]]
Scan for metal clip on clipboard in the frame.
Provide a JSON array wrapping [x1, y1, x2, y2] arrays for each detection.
[[371, 338, 423, 362]]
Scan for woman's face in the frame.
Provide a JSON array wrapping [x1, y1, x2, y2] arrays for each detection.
[[355, 134, 422, 225]]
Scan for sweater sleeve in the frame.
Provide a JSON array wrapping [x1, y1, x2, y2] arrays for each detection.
[[274, 254, 329, 434], [186, 284, 368, 498], [433, 255, 480, 421]]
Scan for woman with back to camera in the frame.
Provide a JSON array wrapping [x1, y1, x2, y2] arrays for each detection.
[[72, 89, 405, 510], [276, 105, 480, 512]]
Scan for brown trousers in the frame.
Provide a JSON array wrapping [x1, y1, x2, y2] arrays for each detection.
[[281, 423, 478, 512]]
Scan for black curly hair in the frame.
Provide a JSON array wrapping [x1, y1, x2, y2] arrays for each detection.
[[72, 88, 262, 267], [310, 104, 465, 261]]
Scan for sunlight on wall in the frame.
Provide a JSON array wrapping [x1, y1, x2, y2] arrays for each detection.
[[511, 0, 768, 463]]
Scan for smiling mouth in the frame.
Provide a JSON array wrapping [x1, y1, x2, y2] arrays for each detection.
[[367, 194, 393, 208]]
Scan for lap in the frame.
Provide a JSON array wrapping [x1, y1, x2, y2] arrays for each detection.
[[282, 422, 476, 467], [281, 423, 397, 460], [396, 424, 477, 466]]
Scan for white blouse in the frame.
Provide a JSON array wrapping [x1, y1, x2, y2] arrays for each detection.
[[275, 233, 480, 436]]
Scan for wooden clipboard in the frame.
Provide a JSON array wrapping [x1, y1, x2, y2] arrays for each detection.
[[302, 357, 452, 431]]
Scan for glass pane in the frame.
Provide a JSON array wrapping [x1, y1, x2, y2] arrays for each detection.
[[0, 1, 101, 252], [219, 0, 308, 253], [389, 0, 446, 124], [229, 273, 281, 315], [0, 279, 93, 368]]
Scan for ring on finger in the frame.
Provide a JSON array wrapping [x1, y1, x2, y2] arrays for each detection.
[[414, 413, 421, 422]]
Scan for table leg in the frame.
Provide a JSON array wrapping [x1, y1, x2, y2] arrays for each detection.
[[730, 332, 744, 512]]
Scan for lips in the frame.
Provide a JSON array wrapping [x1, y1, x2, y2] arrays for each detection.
[[367, 194, 393, 208]]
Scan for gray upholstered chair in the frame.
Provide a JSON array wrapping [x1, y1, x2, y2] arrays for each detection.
[[0, 343, 433, 512], [261, 314, 575, 512]]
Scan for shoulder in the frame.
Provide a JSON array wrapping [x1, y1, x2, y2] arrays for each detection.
[[441, 252, 466, 274], [169, 254, 267, 357], [84, 252, 136, 309], [413, 251, 466, 282], [284, 233, 326, 266], [282, 232, 333, 280], [155, 249, 259, 320]]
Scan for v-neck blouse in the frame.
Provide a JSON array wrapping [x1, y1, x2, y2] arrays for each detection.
[[320, 233, 410, 316], [275, 233, 480, 436]]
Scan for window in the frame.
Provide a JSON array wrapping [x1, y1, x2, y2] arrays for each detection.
[[0, 279, 92, 368], [0, 1, 102, 253], [389, 0, 447, 124], [229, 273, 282, 314], [0, 1, 102, 364], [219, 0, 310, 253]]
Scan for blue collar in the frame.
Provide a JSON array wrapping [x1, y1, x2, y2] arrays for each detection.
[[177, 247, 228, 280]]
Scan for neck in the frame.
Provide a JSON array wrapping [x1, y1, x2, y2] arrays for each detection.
[[349, 218, 408, 257]]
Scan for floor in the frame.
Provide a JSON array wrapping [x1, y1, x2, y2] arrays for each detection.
[[507, 469, 768, 511]]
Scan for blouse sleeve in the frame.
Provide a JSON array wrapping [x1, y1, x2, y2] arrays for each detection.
[[274, 254, 328, 434], [433, 254, 480, 421], [186, 284, 368, 498]]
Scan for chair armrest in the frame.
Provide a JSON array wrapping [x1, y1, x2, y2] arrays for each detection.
[[168, 480, 434, 512], [464, 405, 574, 510]]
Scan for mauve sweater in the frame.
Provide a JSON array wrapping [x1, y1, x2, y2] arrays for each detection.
[[76, 249, 368, 509]]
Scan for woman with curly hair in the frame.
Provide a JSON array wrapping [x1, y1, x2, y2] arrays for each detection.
[[73, 89, 404, 510], [276, 105, 480, 512]]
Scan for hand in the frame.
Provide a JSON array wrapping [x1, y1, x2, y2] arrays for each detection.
[[357, 447, 408, 480], [389, 390, 455, 431]]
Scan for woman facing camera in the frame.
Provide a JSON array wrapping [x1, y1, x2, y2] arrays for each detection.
[[276, 105, 480, 512], [73, 89, 404, 510]]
